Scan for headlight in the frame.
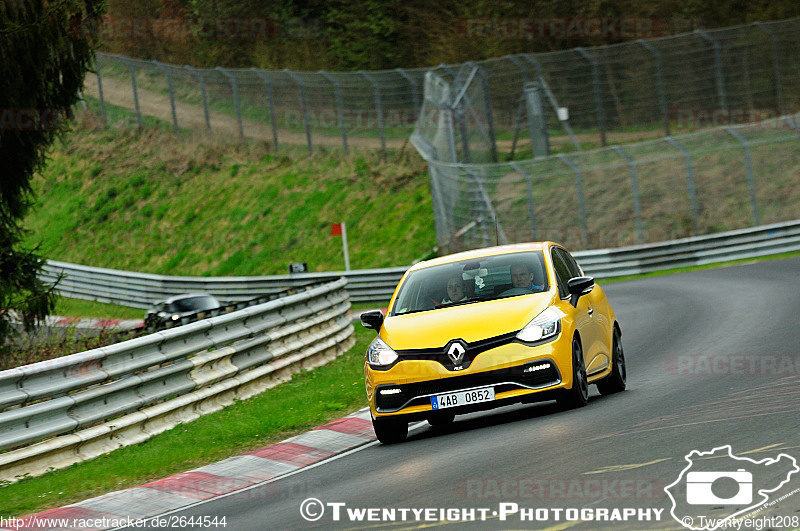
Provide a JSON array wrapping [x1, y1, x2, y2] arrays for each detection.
[[367, 337, 399, 367], [516, 306, 565, 343]]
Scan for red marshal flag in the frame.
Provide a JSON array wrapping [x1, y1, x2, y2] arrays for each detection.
[[330, 223, 343, 236]]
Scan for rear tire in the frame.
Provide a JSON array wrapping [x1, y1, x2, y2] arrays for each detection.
[[597, 327, 626, 395], [372, 417, 408, 444], [557, 337, 589, 409]]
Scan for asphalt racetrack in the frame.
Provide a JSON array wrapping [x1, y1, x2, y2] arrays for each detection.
[[130, 257, 800, 530]]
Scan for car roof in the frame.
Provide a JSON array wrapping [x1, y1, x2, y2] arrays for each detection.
[[162, 292, 218, 304], [408, 242, 556, 273]]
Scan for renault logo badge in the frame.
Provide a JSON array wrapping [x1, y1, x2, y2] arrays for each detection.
[[447, 340, 467, 365]]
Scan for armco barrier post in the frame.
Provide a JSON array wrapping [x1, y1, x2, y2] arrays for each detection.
[[153, 61, 179, 137], [359, 70, 386, 156], [284, 69, 312, 154], [696, 30, 728, 111], [185, 66, 211, 131], [663, 136, 700, 235], [118, 55, 141, 129], [216, 67, 244, 139], [575, 47, 607, 147], [557, 154, 589, 248], [637, 39, 670, 136], [251, 68, 280, 150], [611, 146, 645, 244], [319, 70, 348, 155], [724, 128, 760, 226], [510, 162, 537, 240]]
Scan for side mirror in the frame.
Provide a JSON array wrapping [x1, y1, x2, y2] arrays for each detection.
[[567, 276, 594, 308], [360, 310, 384, 331]]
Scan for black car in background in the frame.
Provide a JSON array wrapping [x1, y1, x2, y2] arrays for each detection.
[[144, 293, 221, 331]]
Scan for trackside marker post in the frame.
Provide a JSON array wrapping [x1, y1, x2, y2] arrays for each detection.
[[331, 222, 350, 270]]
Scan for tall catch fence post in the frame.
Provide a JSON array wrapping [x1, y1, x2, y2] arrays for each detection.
[[118, 55, 142, 129], [185, 66, 211, 131], [216, 67, 244, 139], [284, 69, 313, 153], [507, 55, 530, 158], [94, 60, 107, 126], [359, 71, 385, 156], [575, 47, 607, 147], [696, 30, 728, 111], [752, 22, 784, 112], [557, 154, 589, 248], [524, 82, 549, 158], [474, 65, 498, 162], [510, 162, 537, 240], [152, 61, 179, 137], [724, 127, 760, 226], [395, 68, 420, 118], [611, 146, 645, 244], [637, 39, 670, 136], [663, 136, 700, 235], [319, 71, 348, 155], [251, 68, 280, 150]]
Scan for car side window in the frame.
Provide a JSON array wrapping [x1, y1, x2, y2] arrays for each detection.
[[550, 249, 572, 299], [558, 248, 584, 278]]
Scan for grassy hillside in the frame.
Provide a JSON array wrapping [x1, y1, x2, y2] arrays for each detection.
[[24, 123, 436, 276]]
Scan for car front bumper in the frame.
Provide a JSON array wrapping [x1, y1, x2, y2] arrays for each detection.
[[365, 331, 574, 419]]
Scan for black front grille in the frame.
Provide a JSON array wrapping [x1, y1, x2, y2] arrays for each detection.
[[394, 332, 517, 371], [375, 360, 559, 411]]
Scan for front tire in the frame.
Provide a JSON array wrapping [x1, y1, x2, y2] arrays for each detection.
[[372, 417, 408, 444], [557, 336, 589, 409], [597, 327, 626, 395]]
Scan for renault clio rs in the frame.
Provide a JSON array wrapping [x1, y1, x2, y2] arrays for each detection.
[[361, 242, 626, 444]]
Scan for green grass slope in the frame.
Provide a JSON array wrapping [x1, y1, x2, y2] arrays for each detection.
[[24, 124, 435, 276]]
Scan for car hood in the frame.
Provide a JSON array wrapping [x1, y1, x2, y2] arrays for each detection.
[[382, 293, 555, 350]]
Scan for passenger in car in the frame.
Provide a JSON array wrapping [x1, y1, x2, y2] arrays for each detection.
[[442, 275, 468, 304]]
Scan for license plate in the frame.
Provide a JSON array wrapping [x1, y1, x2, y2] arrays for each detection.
[[431, 387, 495, 410]]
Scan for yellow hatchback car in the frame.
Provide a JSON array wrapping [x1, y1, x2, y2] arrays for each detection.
[[360, 242, 626, 444]]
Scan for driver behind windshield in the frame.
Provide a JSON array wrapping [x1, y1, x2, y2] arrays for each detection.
[[510, 263, 545, 292]]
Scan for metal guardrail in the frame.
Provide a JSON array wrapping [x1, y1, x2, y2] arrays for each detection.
[[42, 220, 800, 309], [575, 220, 800, 277], [0, 278, 353, 483], [41, 263, 408, 307]]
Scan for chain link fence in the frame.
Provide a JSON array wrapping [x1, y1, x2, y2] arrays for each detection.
[[82, 18, 800, 156], [420, 113, 800, 253]]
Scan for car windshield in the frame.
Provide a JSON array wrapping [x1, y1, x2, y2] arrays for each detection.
[[169, 295, 219, 313], [390, 251, 548, 316]]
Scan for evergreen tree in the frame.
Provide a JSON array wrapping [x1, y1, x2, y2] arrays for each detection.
[[0, 0, 105, 345]]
